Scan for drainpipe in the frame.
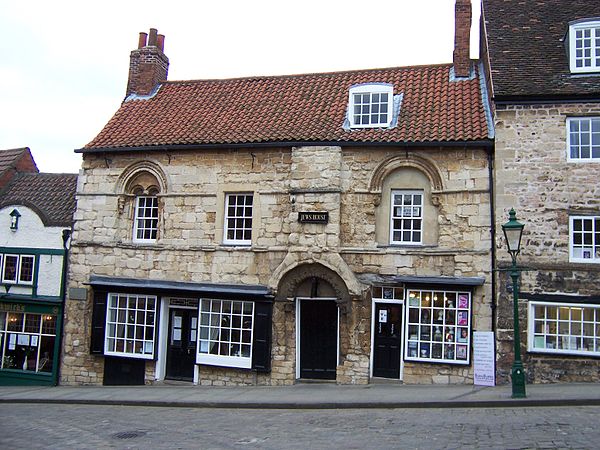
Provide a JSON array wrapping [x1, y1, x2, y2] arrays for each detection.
[[488, 148, 497, 334], [54, 228, 72, 386]]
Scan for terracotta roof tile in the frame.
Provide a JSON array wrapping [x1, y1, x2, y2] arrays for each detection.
[[83, 64, 490, 150]]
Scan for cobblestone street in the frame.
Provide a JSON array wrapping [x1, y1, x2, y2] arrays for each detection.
[[1, 404, 598, 449]]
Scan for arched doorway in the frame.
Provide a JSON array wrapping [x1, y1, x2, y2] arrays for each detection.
[[276, 263, 350, 381]]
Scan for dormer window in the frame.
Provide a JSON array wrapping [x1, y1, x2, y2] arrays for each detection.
[[568, 20, 600, 73], [348, 83, 394, 128]]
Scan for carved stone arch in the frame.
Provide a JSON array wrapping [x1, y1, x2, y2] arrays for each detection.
[[275, 263, 351, 311], [368, 153, 444, 193], [116, 160, 169, 195]]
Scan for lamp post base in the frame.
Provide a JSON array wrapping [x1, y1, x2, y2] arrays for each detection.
[[511, 362, 526, 398]]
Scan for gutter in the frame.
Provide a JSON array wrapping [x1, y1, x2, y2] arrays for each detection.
[[75, 140, 494, 154]]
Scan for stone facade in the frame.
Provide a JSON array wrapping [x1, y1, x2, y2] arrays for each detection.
[[62, 143, 493, 386], [494, 103, 600, 383]]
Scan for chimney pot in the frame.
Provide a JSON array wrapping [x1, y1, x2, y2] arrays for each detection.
[[138, 32, 148, 49], [157, 34, 165, 52], [148, 28, 158, 47]]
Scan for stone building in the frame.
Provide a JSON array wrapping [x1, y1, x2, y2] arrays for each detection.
[[481, 0, 600, 383], [0, 148, 77, 385], [62, 1, 495, 386]]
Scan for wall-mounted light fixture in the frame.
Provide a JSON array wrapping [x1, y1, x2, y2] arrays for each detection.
[[9, 209, 21, 231]]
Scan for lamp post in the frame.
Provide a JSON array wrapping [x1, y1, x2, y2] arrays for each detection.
[[501, 208, 526, 398]]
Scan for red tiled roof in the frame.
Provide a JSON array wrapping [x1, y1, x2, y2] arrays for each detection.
[[83, 64, 490, 150]]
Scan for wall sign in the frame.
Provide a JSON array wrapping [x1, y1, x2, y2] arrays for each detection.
[[298, 212, 329, 224]]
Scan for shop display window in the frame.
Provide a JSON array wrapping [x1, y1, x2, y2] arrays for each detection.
[[405, 289, 471, 365], [104, 293, 157, 359], [197, 299, 254, 369], [0, 311, 56, 373], [529, 301, 600, 356]]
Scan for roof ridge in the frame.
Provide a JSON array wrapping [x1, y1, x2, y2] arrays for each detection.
[[163, 62, 455, 85]]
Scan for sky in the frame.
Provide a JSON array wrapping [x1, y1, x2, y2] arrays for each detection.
[[0, 0, 480, 174]]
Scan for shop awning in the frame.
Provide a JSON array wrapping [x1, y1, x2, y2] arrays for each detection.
[[391, 275, 486, 286], [87, 275, 273, 300]]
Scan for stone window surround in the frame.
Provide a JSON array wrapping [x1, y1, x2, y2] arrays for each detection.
[[348, 83, 394, 129], [568, 19, 600, 74]]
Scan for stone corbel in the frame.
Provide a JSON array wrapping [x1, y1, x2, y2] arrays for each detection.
[[117, 196, 126, 215], [431, 193, 441, 207]]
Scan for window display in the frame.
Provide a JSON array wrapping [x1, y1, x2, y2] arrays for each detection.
[[529, 301, 599, 356], [405, 290, 471, 364], [197, 299, 254, 369], [104, 293, 156, 359], [0, 311, 56, 373]]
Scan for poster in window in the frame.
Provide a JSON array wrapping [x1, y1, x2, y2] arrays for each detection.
[[457, 311, 468, 326], [9, 333, 16, 350], [31, 335, 39, 347], [383, 288, 394, 299], [456, 345, 468, 360], [458, 294, 469, 309], [457, 328, 468, 343], [17, 334, 30, 346]]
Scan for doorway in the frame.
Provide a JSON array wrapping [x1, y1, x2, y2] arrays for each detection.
[[372, 303, 403, 379], [165, 308, 197, 381], [298, 299, 338, 380]]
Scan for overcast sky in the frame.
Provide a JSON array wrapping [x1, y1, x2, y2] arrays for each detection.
[[0, 0, 480, 174]]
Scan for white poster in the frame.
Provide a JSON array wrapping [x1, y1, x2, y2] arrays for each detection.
[[8, 334, 16, 350], [473, 331, 495, 386]]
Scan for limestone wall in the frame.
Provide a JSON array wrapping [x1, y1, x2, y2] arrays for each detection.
[[62, 144, 493, 386], [494, 103, 600, 383]]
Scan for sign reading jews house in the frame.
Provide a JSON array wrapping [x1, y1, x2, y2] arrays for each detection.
[[298, 211, 329, 224]]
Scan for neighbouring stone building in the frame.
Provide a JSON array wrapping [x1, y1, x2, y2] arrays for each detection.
[[482, 0, 600, 383], [0, 147, 77, 385], [62, 1, 496, 386]]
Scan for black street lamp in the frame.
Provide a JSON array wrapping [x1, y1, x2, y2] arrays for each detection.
[[501, 208, 526, 398]]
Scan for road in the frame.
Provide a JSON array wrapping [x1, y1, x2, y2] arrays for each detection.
[[1, 404, 598, 449]]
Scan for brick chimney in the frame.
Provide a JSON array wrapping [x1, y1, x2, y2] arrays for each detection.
[[126, 28, 169, 97], [453, 0, 472, 78]]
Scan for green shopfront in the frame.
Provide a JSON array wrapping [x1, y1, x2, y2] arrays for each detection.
[[0, 246, 67, 386]]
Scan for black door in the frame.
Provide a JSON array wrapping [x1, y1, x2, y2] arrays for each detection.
[[299, 299, 337, 380], [373, 303, 402, 379], [166, 308, 197, 380]]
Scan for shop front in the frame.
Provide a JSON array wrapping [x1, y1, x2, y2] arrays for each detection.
[[89, 276, 273, 385], [369, 276, 485, 382], [0, 300, 63, 386]]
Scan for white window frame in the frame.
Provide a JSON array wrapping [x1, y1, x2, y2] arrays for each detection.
[[1, 254, 35, 285], [528, 301, 600, 357], [223, 193, 253, 246], [197, 298, 254, 369], [567, 117, 600, 161], [104, 293, 157, 360], [569, 20, 600, 73], [404, 289, 472, 365], [348, 83, 394, 129], [133, 195, 159, 243], [569, 216, 600, 263], [389, 190, 423, 245]]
